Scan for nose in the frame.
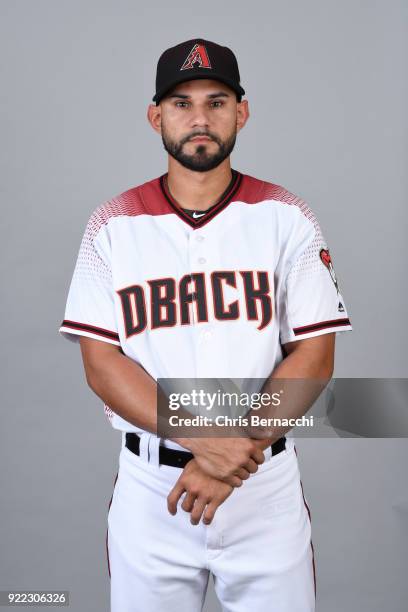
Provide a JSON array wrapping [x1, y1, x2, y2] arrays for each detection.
[[189, 105, 211, 129]]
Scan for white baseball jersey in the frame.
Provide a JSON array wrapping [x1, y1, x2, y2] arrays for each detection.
[[59, 169, 352, 441]]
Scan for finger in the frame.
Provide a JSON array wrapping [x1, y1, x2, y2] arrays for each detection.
[[235, 467, 251, 481], [181, 492, 196, 513], [243, 458, 259, 474], [251, 448, 266, 465], [190, 497, 207, 526], [167, 482, 186, 515], [224, 475, 243, 488], [203, 501, 219, 525]]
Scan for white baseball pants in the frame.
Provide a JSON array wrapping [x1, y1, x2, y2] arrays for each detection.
[[106, 433, 316, 612]]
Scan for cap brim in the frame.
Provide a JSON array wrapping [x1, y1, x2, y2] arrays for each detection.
[[153, 72, 245, 103]]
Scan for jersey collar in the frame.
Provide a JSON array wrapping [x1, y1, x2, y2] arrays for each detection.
[[159, 169, 243, 229]]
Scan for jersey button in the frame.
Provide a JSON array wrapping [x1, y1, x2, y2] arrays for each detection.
[[198, 257, 206, 264], [196, 235, 205, 242]]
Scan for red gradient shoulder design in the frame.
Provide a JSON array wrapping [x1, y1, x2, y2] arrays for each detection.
[[86, 173, 319, 238]]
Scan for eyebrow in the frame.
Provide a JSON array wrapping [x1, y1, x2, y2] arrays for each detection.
[[168, 91, 230, 100]]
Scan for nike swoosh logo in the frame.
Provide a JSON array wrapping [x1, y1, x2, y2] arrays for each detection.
[[192, 211, 206, 218]]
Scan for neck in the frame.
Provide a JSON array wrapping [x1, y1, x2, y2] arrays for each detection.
[[166, 159, 233, 211]]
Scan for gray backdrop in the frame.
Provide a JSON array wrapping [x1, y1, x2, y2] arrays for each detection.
[[1, 0, 407, 610]]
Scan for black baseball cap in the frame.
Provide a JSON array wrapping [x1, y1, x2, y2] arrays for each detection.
[[152, 38, 245, 105]]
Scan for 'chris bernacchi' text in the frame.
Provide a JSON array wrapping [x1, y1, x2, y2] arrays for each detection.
[[168, 414, 314, 428]]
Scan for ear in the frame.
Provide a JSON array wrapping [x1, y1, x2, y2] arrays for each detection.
[[236, 99, 249, 133], [147, 103, 162, 135]]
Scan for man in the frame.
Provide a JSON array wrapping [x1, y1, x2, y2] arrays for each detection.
[[59, 38, 352, 612]]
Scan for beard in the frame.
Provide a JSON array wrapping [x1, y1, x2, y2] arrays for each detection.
[[161, 124, 237, 172]]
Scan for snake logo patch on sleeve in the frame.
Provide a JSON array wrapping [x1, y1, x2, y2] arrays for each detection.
[[319, 248, 340, 294]]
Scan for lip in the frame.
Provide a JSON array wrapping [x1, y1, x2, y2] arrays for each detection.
[[189, 136, 212, 142]]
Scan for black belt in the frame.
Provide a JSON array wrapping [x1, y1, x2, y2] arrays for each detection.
[[125, 433, 286, 468]]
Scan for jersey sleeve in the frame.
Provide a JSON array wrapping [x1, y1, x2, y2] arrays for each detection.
[[58, 209, 121, 347], [278, 209, 353, 344]]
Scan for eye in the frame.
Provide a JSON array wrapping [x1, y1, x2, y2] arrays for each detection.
[[174, 100, 225, 108]]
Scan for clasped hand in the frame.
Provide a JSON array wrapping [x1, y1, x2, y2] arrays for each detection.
[[167, 437, 265, 525]]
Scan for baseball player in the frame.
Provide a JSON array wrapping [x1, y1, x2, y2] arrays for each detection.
[[59, 38, 352, 612]]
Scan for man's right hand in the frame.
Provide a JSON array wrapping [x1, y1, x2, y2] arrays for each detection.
[[177, 437, 265, 487]]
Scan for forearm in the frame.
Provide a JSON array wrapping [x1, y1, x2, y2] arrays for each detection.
[[85, 351, 205, 445], [86, 350, 159, 433], [249, 344, 333, 450], [176, 344, 332, 455]]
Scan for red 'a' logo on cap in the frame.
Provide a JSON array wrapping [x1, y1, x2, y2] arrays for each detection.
[[180, 44, 212, 71]]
